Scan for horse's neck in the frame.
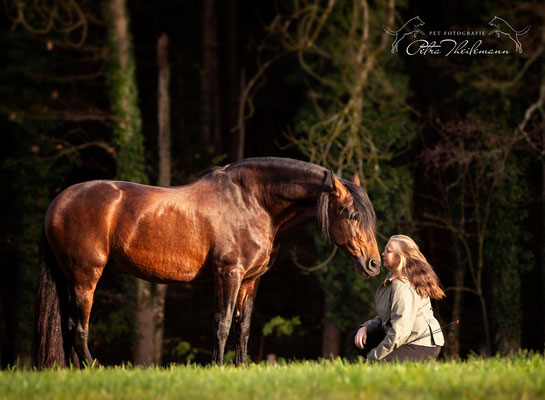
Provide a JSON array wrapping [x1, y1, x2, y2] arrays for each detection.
[[264, 165, 324, 203], [263, 173, 323, 238], [233, 161, 326, 225]]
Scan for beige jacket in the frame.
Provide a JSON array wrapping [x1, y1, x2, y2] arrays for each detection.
[[362, 273, 444, 361]]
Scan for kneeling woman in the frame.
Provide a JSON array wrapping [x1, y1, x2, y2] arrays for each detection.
[[353, 235, 445, 362]]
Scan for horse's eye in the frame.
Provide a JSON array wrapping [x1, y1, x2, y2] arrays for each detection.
[[348, 213, 359, 221]]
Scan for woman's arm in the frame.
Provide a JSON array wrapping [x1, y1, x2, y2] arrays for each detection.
[[354, 316, 383, 349], [361, 316, 382, 333], [367, 281, 419, 361]]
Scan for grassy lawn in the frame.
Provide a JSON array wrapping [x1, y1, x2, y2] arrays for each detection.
[[1, 354, 544, 399]]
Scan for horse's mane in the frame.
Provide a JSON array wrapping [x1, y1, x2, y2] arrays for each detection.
[[341, 178, 376, 230], [210, 157, 376, 237], [224, 157, 326, 174]]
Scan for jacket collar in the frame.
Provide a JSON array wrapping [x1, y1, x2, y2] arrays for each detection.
[[383, 272, 395, 286], [383, 272, 408, 286]]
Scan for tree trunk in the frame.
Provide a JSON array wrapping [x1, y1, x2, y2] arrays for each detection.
[[477, 237, 492, 355], [478, 290, 491, 355], [135, 281, 154, 365], [152, 32, 171, 364], [444, 239, 464, 357], [493, 282, 522, 354], [321, 292, 340, 359], [444, 268, 463, 357], [226, 0, 240, 161], [234, 67, 246, 161], [0, 300, 5, 367], [157, 33, 171, 188], [104, 0, 149, 364], [541, 96, 545, 351], [135, 281, 168, 365], [104, 0, 147, 184], [322, 321, 340, 359], [202, 0, 221, 151]]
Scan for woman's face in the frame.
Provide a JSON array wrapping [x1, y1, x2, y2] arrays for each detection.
[[381, 240, 397, 272]]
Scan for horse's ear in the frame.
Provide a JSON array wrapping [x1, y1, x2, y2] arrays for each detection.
[[351, 173, 360, 187], [331, 173, 350, 200]]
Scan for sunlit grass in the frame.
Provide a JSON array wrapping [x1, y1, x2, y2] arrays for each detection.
[[1, 353, 544, 399]]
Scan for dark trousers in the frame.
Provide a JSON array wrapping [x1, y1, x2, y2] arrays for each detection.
[[350, 328, 441, 362]]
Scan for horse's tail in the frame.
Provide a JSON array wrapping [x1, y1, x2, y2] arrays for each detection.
[[383, 25, 397, 35], [516, 25, 531, 35], [34, 226, 69, 369]]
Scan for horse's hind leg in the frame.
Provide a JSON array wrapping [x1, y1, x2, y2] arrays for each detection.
[[67, 267, 104, 367], [391, 40, 398, 53]]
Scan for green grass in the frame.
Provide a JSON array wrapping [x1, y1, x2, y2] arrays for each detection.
[[1, 354, 544, 399]]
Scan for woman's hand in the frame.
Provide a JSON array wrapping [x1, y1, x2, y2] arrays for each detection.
[[354, 326, 367, 349]]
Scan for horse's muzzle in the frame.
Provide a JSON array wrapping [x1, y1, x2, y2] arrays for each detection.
[[355, 258, 380, 278]]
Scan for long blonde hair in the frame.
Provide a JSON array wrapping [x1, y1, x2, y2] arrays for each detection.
[[387, 235, 445, 299]]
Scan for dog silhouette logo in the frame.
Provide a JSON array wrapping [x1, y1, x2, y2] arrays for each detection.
[[488, 16, 531, 53], [384, 16, 425, 53]]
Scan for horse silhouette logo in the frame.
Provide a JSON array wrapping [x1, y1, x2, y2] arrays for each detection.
[[384, 16, 425, 53], [488, 16, 531, 53]]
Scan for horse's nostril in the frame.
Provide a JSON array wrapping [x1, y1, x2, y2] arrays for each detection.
[[370, 259, 377, 268]]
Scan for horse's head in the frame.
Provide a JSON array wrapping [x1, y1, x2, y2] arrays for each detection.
[[412, 16, 425, 29], [489, 16, 500, 28], [319, 172, 381, 278]]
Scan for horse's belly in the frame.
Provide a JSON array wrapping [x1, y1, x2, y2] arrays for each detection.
[[112, 220, 212, 282], [111, 247, 212, 283]]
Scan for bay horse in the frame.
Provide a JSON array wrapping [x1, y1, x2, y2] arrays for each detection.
[[35, 157, 381, 368]]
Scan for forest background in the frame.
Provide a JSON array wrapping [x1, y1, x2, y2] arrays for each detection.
[[0, 0, 543, 367]]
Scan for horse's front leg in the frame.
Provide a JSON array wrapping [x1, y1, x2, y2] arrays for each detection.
[[391, 39, 398, 53], [213, 269, 242, 365], [234, 277, 261, 366], [514, 38, 522, 53]]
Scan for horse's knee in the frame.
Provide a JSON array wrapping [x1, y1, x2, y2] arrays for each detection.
[[65, 316, 76, 334], [216, 326, 229, 343], [236, 317, 251, 336], [73, 324, 86, 347]]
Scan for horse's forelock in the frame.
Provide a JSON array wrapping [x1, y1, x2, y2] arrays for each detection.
[[317, 173, 376, 241], [341, 179, 377, 232]]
